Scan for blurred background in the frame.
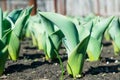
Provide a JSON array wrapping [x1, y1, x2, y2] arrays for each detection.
[[0, 0, 120, 16]]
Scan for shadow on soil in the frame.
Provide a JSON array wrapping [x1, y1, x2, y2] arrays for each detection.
[[4, 61, 44, 74], [85, 64, 120, 75], [100, 57, 116, 63], [24, 46, 37, 50], [19, 53, 45, 60], [4, 53, 67, 75], [102, 41, 112, 46]]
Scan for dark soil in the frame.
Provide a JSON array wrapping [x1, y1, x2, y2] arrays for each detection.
[[0, 38, 120, 80]]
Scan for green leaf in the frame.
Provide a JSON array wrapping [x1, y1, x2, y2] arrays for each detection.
[[86, 16, 114, 61], [45, 30, 64, 60], [41, 30, 64, 60], [67, 35, 90, 78], [2, 18, 11, 36], [37, 34, 43, 50], [13, 6, 33, 39], [50, 30, 64, 50], [39, 14, 54, 35], [31, 31, 38, 46], [0, 40, 8, 76], [7, 9, 22, 23], [92, 16, 114, 42], [112, 41, 120, 55], [7, 31, 20, 61], [87, 37, 102, 61], [109, 17, 120, 55], [104, 29, 111, 41], [0, 8, 3, 39], [28, 15, 45, 49], [3, 11, 8, 18], [39, 12, 79, 54], [79, 21, 93, 42], [46, 35, 57, 59], [41, 32, 48, 59]]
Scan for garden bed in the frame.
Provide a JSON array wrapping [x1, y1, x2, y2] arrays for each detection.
[[1, 38, 120, 80]]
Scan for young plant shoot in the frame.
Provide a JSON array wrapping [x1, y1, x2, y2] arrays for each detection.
[[86, 16, 114, 61], [39, 12, 92, 78], [6, 6, 32, 61], [108, 17, 120, 55]]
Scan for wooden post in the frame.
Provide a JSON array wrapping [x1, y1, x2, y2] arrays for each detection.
[[2, 0, 7, 11], [59, 0, 66, 15], [54, 0, 58, 13], [63, 0, 66, 15], [96, 0, 100, 15], [29, 0, 37, 15]]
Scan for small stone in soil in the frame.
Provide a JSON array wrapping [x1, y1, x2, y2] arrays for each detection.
[[31, 71, 36, 73], [75, 74, 82, 78], [110, 57, 113, 59], [34, 59, 39, 62], [56, 74, 59, 76], [113, 72, 116, 74], [114, 60, 119, 63], [106, 61, 109, 64], [102, 73, 106, 76], [22, 49, 27, 52], [107, 50, 110, 53], [24, 59, 28, 62], [44, 76, 47, 79], [42, 57, 45, 61], [55, 63, 58, 66], [0, 75, 7, 79]]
